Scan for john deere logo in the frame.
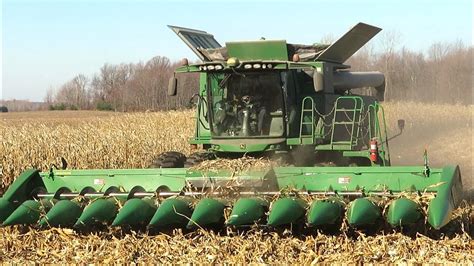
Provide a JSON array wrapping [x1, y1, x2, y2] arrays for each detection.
[[240, 143, 246, 149]]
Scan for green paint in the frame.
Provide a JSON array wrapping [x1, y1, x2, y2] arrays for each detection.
[[427, 197, 451, 229], [386, 198, 422, 227], [2, 169, 41, 201], [187, 198, 226, 229], [0, 169, 42, 222], [427, 166, 462, 229], [0, 163, 462, 230], [3, 199, 53, 226], [227, 197, 267, 226], [0, 198, 17, 222], [149, 197, 193, 228], [226, 40, 288, 60], [307, 198, 344, 226], [273, 166, 447, 192], [211, 143, 273, 153], [346, 198, 381, 227], [75, 198, 118, 227], [267, 197, 307, 226], [40, 200, 82, 227], [112, 198, 156, 226]]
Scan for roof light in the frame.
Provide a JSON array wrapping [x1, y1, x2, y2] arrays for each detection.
[[253, 64, 261, 69], [244, 64, 252, 69], [207, 65, 215, 70], [215, 65, 223, 70]]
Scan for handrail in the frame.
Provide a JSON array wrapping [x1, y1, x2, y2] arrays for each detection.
[[367, 103, 390, 166], [330, 96, 364, 148]]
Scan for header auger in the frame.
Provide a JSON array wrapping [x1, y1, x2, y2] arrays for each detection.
[[0, 23, 463, 233]]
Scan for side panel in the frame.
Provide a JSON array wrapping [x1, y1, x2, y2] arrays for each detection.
[[226, 40, 288, 60], [274, 166, 445, 192], [42, 169, 188, 193]]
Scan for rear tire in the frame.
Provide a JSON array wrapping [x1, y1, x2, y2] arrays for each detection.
[[150, 151, 186, 168]]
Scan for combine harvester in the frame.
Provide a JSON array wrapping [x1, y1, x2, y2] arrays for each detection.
[[0, 23, 462, 232]]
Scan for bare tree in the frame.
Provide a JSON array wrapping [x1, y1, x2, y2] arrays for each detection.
[[44, 87, 55, 105], [378, 30, 401, 101], [45, 39, 473, 111]]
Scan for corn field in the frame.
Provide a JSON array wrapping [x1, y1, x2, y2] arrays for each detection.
[[0, 103, 472, 263], [0, 110, 195, 187]]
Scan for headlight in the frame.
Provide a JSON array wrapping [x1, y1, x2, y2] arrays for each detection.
[[226, 57, 239, 67]]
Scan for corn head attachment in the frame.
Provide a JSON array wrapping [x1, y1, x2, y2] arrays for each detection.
[[0, 165, 462, 231]]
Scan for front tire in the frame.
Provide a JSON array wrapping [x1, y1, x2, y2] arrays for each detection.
[[184, 152, 216, 168], [150, 151, 186, 168]]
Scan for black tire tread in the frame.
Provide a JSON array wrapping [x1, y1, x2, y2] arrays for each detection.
[[184, 152, 216, 168], [150, 151, 186, 168]]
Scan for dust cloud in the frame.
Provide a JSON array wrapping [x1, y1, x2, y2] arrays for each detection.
[[384, 102, 472, 202]]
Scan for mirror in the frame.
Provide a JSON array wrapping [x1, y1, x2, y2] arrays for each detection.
[[168, 76, 178, 96], [313, 70, 324, 92], [397, 119, 405, 132]]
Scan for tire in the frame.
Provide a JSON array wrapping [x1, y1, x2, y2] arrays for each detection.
[[184, 152, 216, 168], [348, 157, 371, 167], [150, 151, 186, 168]]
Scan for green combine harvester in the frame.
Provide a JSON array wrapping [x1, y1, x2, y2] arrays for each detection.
[[0, 23, 463, 231]]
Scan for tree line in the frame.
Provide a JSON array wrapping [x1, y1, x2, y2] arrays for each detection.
[[348, 37, 472, 105], [3, 38, 470, 112], [44, 56, 198, 112]]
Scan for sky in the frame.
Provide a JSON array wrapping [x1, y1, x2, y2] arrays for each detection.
[[1, 0, 472, 101]]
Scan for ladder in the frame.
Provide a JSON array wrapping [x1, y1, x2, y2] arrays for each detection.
[[330, 96, 364, 150], [299, 97, 315, 145]]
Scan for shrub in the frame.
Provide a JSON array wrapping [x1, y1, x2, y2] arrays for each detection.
[[96, 101, 114, 111], [48, 103, 67, 111]]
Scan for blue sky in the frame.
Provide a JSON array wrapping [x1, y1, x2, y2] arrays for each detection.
[[1, 0, 472, 101]]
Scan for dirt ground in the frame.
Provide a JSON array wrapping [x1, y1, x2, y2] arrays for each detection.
[[383, 102, 472, 201]]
